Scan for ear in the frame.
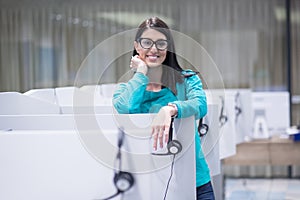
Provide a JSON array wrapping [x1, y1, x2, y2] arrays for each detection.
[[134, 41, 140, 54]]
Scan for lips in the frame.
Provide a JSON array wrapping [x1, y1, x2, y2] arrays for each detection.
[[146, 55, 159, 62], [146, 55, 159, 58]]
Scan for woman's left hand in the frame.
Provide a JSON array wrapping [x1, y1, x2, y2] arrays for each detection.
[[151, 106, 176, 150]]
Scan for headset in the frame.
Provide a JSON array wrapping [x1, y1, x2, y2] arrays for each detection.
[[234, 92, 242, 123], [151, 117, 182, 156], [97, 128, 134, 200], [151, 117, 182, 200], [198, 118, 209, 137], [151, 70, 201, 199], [183, 70, 209, 137], [219, 96, 228, 127]]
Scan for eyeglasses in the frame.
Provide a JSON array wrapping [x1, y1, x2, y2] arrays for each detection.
[[137, 38, 168, 51]]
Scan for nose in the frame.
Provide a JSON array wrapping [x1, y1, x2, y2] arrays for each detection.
[[149, 44, 158, 52]]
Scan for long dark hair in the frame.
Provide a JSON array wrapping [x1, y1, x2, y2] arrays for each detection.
[[133, 17, 183, 95]]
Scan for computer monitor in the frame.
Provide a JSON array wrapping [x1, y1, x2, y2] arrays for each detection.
[[252, 91, 290, 138]]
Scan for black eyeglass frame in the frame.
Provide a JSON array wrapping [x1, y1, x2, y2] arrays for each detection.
[[137, 38, 169, 51]]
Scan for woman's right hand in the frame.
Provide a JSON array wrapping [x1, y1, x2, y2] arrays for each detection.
[[130, 55, 148, 75]]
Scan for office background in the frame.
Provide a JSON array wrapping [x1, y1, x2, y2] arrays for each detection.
[[0, 0, 299, 178]]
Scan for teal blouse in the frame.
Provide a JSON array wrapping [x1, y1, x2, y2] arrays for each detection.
[[113, 70, 211, 187], [140, 87, 177, 113]]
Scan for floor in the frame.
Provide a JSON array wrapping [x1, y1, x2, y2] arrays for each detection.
[[225, 178, 300, 200]]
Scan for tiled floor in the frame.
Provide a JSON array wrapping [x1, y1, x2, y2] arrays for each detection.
[[225, 178, 300, 200]]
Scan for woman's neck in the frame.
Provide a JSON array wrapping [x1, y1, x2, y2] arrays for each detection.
[[147, 65, 163, 84], [146, 65, 163, 92]]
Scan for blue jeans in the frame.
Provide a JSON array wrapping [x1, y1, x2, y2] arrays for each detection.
[[196, 181, 215, 200]]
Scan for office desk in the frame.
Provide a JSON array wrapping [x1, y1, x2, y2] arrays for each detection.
[[223, 137, 300, 166]]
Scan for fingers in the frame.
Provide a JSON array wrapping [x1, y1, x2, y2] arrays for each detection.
[[130, 55, 140, 69], [151, 125, 170, 150], [129, 56, 136, 70], [158, 127, 164, 149], [130, 55, 148, 74], [152, 127, 158, 150], [164, 128, 169, 143]]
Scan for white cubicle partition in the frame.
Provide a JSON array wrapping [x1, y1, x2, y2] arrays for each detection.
[[23, 86, 113, 114], [205, 89, 252, 159], [80, 84, 99, 94], [218, 91, 236, 159], [0, 88, 222, 199], [24, 88, 56, 104], [23, 85, 115, 106], [224, 89, 252, 144], [0, 114, 196, 200], [80, 84, 117, 98], [56, 86, 113, 114], [0, 115, 75, 130], [205, 89, 236, 160], [201, 104, 220, 176], [0, 92, 60, 115], [99, 83, 117, 98], [55, 86, 93, 112], [0, 90, 221, 178]]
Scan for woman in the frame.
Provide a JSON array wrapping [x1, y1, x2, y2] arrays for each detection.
[[113, 17, 215, 199]]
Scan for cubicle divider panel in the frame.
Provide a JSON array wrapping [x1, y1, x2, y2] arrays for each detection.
[[0, 114, 196, 200]]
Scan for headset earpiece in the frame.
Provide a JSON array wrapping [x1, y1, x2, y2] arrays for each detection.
[[114, 171, 134, 192], [152, 118, 183, 156], [97, 128, 135, 200], [199, 123, 209, 137], [198, 118, 209, 137], [167, 139, 182, 155]]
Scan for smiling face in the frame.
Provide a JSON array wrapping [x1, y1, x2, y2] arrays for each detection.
[[134, 29, 167, 68]]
